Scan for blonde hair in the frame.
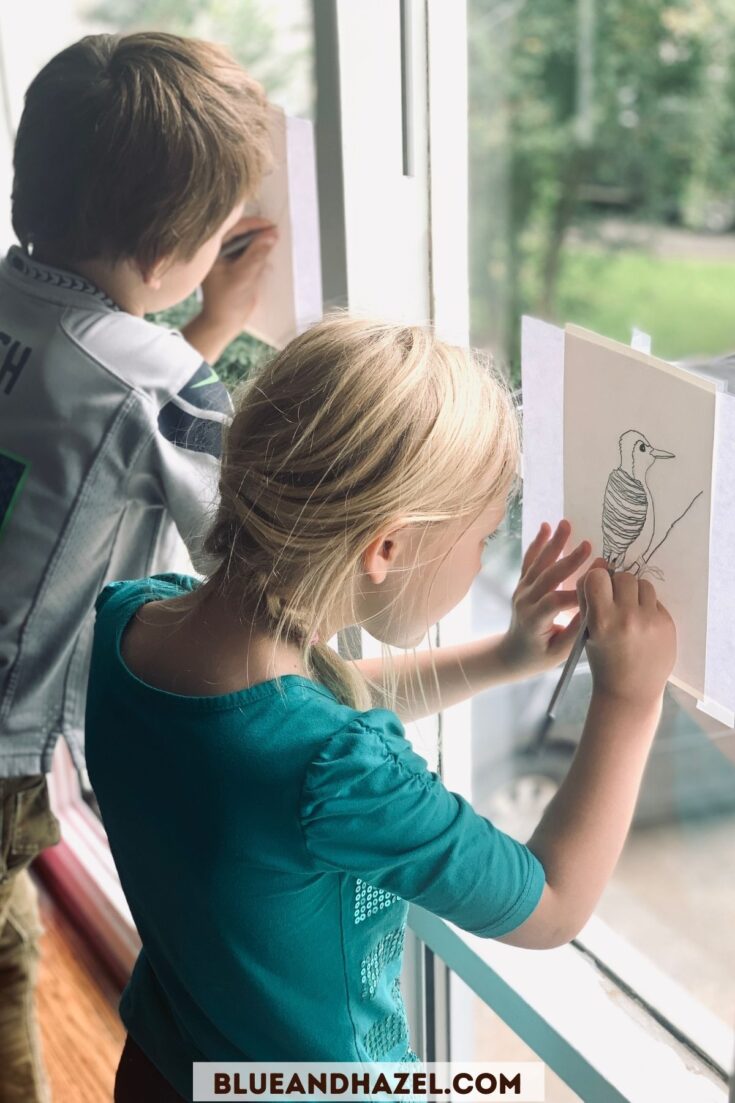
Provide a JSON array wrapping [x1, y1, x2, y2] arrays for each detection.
[[12, 32, 272, 271], [195, 312, 520, 711]]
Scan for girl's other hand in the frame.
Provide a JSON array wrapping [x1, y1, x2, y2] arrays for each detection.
[[497, 518, 595, 677], [581, 566, 677, 710]]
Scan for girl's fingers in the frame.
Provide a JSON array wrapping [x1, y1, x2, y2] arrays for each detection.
[[584, 567, 614, 633], [638, 578, 657, 607], [526, 539, 591, 602], [523, 518, 572, 585], [547, 609, 583, 656], [576, 572, 588, 619], [534, 586, 580, 622], [574, 556, 605, 620], [612, 570, 640, 606], [521, 521, 551, 577]]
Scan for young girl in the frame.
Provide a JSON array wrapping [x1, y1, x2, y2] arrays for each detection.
[[84, 314, 676, 1102]]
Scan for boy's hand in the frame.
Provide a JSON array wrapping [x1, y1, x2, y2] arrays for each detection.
[[497, 519, 598, 677], [582, 566, 677, 710], [199, 215, 279, 339]]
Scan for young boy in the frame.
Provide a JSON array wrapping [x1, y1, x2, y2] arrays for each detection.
[[0, 31, 278, 1101]]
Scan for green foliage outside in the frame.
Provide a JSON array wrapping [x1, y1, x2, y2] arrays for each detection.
[[469, 0, 735, 380], [555, 246, 735, 361]]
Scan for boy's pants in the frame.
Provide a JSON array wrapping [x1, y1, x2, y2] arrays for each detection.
[[0, 774, 61, 1103]]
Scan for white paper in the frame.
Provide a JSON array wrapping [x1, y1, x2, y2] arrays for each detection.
[[521, 316, 735, 715], [563, 325, 718, 700], [520, 316, 565, 555], [703, 390, 735, 715], [242, 105, 323, 350]]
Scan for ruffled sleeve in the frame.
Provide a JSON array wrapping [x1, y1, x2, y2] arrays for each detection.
[[299, 709, 546, 939]]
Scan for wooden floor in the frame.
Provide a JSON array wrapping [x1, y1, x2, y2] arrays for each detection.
[[33, 875, 125, 1103]]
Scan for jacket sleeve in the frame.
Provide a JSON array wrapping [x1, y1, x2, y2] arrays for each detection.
[[131, 360, 234, 577], [298, 709, 547, 939]]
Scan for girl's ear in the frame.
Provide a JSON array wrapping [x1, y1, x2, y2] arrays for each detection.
[[361, 533, 395, 586], [362, 531, 400, 585]]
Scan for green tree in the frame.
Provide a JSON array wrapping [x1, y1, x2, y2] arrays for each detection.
[[469, 0, 735, 378]]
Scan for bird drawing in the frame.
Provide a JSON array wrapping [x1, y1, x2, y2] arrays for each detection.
[[601, 429, 675, 575]]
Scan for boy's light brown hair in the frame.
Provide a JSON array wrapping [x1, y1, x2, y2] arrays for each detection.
[[12, 32, 272, 273]]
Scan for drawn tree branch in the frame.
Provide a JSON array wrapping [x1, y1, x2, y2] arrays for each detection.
[[637, 490, 703, 575]]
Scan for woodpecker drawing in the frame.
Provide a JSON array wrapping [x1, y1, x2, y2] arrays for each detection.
[[601, 429, 675, 574]]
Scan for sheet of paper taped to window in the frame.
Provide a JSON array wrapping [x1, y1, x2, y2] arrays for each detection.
[[240, 104, 323, 350], [520, 314, 735, 728]]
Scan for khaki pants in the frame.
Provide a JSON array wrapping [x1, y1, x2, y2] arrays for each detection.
[[0, 775, 61, 1103]]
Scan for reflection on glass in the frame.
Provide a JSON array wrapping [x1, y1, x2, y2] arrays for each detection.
[[468, 0, 735, 1029], [451, 972, 583, 1102]]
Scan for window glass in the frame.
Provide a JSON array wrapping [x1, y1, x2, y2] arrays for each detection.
[[467, 0, 735, 1027], [451, 972, 583, 1102], [469, 0, 735, 382]]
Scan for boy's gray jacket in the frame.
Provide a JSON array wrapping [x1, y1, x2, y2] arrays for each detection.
[[0, 245, 233, 778]]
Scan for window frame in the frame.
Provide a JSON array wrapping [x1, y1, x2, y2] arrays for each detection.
[[410, 904, 730, 1100]]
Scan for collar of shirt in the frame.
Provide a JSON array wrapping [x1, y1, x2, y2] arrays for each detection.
[[2, 243, 123, 313]]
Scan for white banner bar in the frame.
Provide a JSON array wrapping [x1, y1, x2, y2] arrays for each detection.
[[191, 1061, 545, 1101]]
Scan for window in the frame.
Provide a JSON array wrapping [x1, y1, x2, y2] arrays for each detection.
[[458, 0, 735, 1089], [452, 972, 583, 1102], [466, 0, 735, 1035], [468, 0, 735, 380]]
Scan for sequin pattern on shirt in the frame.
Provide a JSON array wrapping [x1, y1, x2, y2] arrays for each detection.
[[354, 877, 400, 924], [360, 924, 406, 1000], [363, 976, 410, 1060]]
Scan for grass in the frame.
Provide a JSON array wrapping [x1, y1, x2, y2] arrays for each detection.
[[554, 246, 735, 361]]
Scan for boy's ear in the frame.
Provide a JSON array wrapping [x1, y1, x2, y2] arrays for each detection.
[[137, 253, 170, 290]]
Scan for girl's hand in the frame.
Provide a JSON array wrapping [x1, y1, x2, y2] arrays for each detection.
[[497, 519, 599, 677], [582, 566, 677, 710]]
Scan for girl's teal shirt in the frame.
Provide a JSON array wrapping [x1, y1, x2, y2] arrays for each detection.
[[85, 573, 546, 1099]]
